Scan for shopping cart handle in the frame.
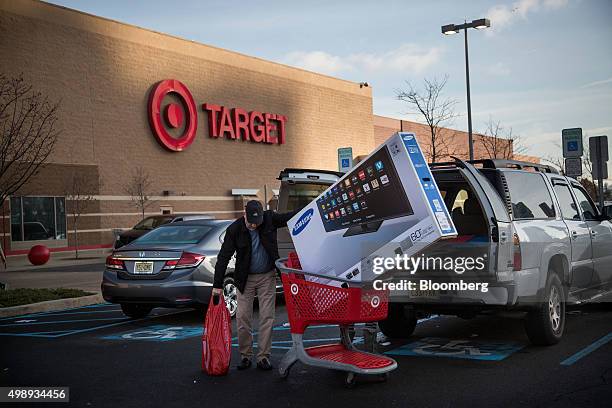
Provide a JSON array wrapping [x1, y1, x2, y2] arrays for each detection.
[[276, 258, 377, 286]]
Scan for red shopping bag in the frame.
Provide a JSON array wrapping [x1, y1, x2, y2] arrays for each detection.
[[201, 294, 232, 376]]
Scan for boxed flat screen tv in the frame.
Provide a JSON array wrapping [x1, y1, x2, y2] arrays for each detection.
[[287, 132, 457, 284]]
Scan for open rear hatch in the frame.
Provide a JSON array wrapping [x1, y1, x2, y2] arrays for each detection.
[[276, 168, 343, 258], [408, 159, 512, 283]]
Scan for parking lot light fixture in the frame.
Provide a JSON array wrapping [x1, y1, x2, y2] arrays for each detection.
[[473, 18, 491, 29], [441, 24, 457, 35], [441, 18, 491, 161]]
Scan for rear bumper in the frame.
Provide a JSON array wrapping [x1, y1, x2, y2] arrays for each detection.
[[385, 278, 516, 307], [101, 269, 213, 306]]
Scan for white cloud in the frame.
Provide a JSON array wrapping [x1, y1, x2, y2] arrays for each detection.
[[281, 51, 351, 76], [347, 44, 443, 74], [543, 0, 569, 10], [485, 0, 569, 33], [485, 62, 512, 76], [279, 44, 442, 76], [581, 77, 612, 88]]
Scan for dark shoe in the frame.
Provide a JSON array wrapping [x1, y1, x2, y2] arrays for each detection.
[[237, 358, 252, 370], [257, 358, 273, 371]]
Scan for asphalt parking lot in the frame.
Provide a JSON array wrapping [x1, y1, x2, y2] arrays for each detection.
[[1, 299, 611, 408]]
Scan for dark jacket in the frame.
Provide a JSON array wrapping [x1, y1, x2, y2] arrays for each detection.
[[213, 210, 295, 293]]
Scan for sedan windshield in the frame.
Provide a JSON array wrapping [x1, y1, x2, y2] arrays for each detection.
[[134, 225, 213, 245], [133, 216, 173, 230]]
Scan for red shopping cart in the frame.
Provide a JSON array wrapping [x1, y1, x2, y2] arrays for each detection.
[[276, 253, 397, 387]]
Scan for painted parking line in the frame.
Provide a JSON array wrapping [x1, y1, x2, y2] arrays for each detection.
[[103, 325, 202, 342], [0, 303, 118, 321], [233, 337, 364, 351], [560, 332, 612, 366], [0, 306, 190, 338], [0, 317, 128, 327], [385, 337, 525, 361], [99, 321, 356, 349]]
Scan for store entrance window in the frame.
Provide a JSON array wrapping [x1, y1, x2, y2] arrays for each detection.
[[10, 196, 67, 241]]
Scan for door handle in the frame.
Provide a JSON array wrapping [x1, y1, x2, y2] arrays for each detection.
[[591, 230, 597, 238], [571, 230, 578, 239]]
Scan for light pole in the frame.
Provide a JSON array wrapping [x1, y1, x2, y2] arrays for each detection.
[[441, 18, 490, 161]]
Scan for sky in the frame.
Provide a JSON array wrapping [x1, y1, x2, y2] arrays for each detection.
[[47, 0, 612, 180]]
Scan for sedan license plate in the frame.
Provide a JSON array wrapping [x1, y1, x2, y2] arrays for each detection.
[[134, 261, 154, 274], [408, 289, 439, 300]]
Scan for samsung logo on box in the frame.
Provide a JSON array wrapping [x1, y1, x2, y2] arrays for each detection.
[[292, 209, 314, 236], [403, 134, 414, 141]]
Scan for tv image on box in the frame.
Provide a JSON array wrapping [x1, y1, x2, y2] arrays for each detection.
[[316, 146, 413, 236]]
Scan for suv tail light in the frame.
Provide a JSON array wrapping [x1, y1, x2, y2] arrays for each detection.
[[163, 252, 205, 270], [512, 233, 522, 271], [106, 255, 125, 271]]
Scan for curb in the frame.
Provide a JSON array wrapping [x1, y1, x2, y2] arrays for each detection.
[[5, 258, 107, 273], [0, 293, 106, 318]]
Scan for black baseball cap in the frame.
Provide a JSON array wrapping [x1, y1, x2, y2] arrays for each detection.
[[245, 200, 264, 225]]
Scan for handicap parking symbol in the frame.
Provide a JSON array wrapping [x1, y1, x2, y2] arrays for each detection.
[[102, 325, 201, 342], [385, 337, 524, 361]]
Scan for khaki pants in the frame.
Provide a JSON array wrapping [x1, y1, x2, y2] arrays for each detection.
[[237, 270, 276, 362]]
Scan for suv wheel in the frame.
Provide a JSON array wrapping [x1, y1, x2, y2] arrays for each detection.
[[223, 276, 238, 318], [524, 273, 566, 345], [120, 303, 153, 319], [378, 303, 417, 339]]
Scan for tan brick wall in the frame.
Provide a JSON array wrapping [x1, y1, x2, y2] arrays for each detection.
[[374, 115, 539, 163]]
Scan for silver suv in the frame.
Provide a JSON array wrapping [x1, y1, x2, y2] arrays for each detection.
[[378, 158, 612, 345], [276, 160, 612, 346]]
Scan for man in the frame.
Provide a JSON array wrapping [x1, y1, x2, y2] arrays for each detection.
[[212, 200, 295, 371]]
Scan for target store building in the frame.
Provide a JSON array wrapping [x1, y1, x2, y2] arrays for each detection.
[[1, 1, 526, 258]]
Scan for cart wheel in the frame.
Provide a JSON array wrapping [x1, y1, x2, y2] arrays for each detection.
[[345, 372, 357, 388], [278, 366, 290, 379]]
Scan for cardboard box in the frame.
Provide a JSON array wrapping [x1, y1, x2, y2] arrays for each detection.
[[287, 132, 457, 285]]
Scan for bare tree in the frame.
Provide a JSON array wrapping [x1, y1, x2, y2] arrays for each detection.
[[397, 76, 459, 163], [478, 117, 526, 160], [125, 167, 155, 220], [0, 73, 60, 207], [64, 170, 96, 259]]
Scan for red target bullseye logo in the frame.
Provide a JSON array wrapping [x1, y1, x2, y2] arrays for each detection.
[[148, 79, 197, 152]]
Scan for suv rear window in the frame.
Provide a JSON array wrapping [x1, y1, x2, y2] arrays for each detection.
[[505, 172, 556, 220], [133, 216, 173, 230], [282, 183, 330, 212]]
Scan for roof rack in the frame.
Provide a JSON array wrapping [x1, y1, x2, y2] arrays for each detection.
[[277, 168, 344, 180], [429, 158, 558, 174]]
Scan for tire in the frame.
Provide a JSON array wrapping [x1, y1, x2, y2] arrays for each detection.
[[524, 273, 566, 346], [344, 372, 357, 389], [222, 276, 238, 318], [378, 303, 417, 339], [120, 303, 153, 319]]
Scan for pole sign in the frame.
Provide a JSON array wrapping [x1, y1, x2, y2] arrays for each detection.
[[564, 158, 582, 178], [562, 128, 583, 158], [337, 147, 353, 172], [589, 136, 608, 180]]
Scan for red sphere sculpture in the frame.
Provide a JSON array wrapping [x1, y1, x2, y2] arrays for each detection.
[[28, 245, 50, 266]]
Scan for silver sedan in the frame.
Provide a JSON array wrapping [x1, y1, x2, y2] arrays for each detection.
[[102, 219, 238, 318]]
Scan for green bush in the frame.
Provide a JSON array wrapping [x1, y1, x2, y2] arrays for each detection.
[[0, 288, 94, 308]]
